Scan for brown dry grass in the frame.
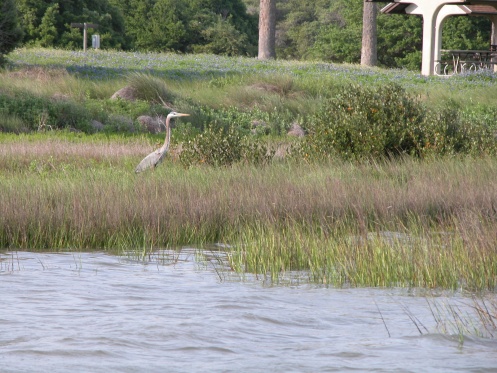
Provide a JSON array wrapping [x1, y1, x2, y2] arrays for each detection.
[[6, 66, 70, 81], [0, 135, 173, 171], [2, 136, 497, 230], [0, 135, 496, 290]]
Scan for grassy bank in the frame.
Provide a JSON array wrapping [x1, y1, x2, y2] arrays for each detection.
[[1, 134, 497, 290], [3, 48, 497, 139], [1, 49, 497, 289]]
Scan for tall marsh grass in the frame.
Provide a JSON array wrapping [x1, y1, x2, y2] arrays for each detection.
[[1, 134, 497, 290], [2, 49, 497, 289]]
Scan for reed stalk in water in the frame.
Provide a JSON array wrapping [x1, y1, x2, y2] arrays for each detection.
[[1, 135, 497, 289]]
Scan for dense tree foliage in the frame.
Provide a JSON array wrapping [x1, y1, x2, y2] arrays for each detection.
[[0, 0, 23, 65], [272, 0, 491, 70], [442, 16, 490, 51], [109, 0, 258, 55], [16, 0, 126, 49], [15, 0, 257, 54], [8, 0, 494, 69]]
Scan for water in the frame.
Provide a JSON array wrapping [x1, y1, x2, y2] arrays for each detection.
[[1, 250, 496, 373]]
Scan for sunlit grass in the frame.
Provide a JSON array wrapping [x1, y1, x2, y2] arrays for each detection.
[[2, 48, 497, 143], [226, 217, 497, 290], [1, 133, 497, 290], [2, 48, 497, 289], [6, 47, 497, 111], [0, 65, 121, 101]]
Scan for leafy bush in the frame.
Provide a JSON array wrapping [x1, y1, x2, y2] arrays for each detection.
[[180, 123, 273, 167], [0, 91, 92, 132], [299, 83, 426, 161], [298, 83, 497, 161], [0, 88, 157, 134], [85, 98, 152, 123], [0, 113, 28, 133], [184, 105, 292, 136], [423, 103, 497, 156]]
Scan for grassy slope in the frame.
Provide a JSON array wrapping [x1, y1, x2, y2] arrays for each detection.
[[6, 47, 497, 109]]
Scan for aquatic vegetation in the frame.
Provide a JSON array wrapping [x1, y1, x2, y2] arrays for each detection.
[[227, 217, 497, 290], [1, 134, 497, 290], [1, 48, 497, 290], [426, 295, 497, 343]]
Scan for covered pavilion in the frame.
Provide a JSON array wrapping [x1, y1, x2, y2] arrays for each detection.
[[366, 0, 497, 75]]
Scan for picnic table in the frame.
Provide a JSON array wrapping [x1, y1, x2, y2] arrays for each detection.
[[435, 49, 497, 75]]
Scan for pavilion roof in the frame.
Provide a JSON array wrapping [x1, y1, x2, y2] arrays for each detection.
[[380, 3, 410, 14], [467, 5, 497, 14], [379, 3, 497, 15]]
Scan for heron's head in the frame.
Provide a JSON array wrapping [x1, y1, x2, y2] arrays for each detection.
[[167, 112, 190, 119]]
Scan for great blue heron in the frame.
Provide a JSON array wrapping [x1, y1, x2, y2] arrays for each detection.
[[135, 111, 190, 173]]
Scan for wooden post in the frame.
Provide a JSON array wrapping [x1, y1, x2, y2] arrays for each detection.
[[490, 16, 497, 72], [71, 23, 99, 52], [83, 23, 87, 52]]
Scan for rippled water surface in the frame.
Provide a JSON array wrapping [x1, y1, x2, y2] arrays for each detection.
[[1, 250, 496, 372]]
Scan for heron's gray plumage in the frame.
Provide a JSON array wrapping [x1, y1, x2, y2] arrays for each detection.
[[135, 112, 189, 173]]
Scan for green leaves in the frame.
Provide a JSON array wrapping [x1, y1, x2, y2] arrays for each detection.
[[0, 91, 92, 132], [298, 83, 497, 161], [38, 3, 59, 47], [110, 0, 257, 54], [0, 0, 23, 65], [300, 83, 425, 161], [180, 123, 272, 167]]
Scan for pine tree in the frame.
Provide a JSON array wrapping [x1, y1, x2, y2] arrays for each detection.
[[0, 0, 23, 66], [38, 4, 59, 47]]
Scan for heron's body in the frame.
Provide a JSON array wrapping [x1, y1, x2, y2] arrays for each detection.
[[135, 112, 189, 173]]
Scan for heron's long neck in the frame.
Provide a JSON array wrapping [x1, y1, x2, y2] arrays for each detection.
[[160, 116, 171, 152]]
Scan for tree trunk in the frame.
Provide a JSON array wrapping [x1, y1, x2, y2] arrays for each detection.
[[258, 0, 276, 60], [361, 1, 377, 67]]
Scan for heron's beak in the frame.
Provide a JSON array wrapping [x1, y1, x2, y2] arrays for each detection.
[[177, 113, 190, 117]]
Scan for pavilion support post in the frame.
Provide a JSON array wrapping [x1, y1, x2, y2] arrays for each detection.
[[403, 2, 449, 76], [421, 7, 440, 76], [434, 6, 468, 73], [490, 16, 497, 72], [390, 0, 466, 75], [397, 3, 449, 75]]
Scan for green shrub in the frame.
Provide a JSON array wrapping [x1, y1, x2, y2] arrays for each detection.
[[85, 98, 153, 124], [423, 103, 497, 156], [297, 83, 497, 161], [0, 113, 28, 133], [0, 91, 92, 132], [180, 123, 272, 167], [184, 105, 291, 136], [299, 83, 426, 161]]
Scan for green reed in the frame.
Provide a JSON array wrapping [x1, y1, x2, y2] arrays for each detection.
[[1, 134, 497, 289], [226, 216, 497, 290]]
